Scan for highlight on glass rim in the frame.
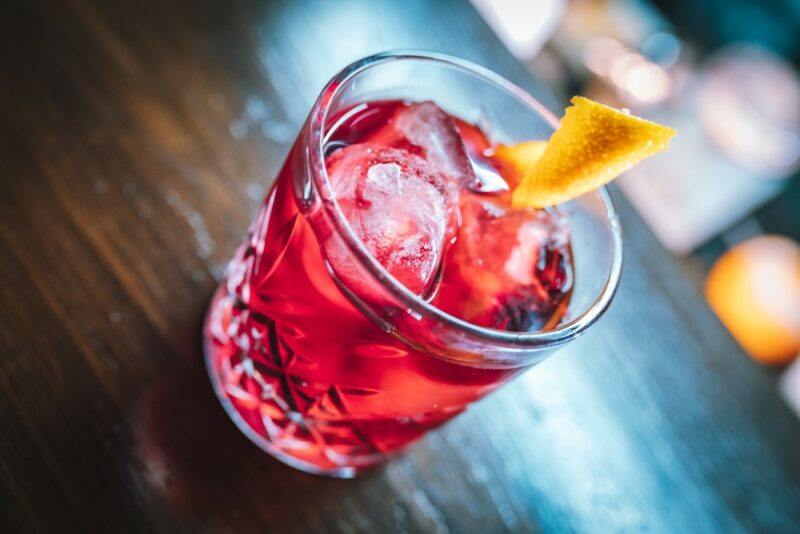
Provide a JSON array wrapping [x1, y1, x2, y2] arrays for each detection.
[[4, 1, 800, 531]]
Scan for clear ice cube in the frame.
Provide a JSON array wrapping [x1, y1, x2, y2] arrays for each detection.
[[370, 102, 476, 186], [326, 143, 453, 296]]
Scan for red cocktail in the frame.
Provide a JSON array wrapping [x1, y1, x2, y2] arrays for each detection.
[[204, 52, 623, 477]]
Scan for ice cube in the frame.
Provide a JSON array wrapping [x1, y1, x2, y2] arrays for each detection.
[[326, 143, 454, 297], [432, 192, 572, 331], [369, 102, 476, 186]]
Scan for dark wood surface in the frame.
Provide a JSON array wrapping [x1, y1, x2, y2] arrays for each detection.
[[2, 1, 799, 532]]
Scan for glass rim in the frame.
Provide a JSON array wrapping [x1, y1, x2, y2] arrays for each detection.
[[307, 50, 624, 350]]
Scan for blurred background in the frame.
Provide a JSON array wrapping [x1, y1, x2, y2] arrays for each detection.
[[471, 0, 800, 404], [3, 0, 800, 530]]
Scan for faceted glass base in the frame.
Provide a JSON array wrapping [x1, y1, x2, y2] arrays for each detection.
[[204, 335, 389, 478]]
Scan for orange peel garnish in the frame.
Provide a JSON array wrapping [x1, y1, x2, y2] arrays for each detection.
[[493, 141, 547, 188], [504, 96, 676, 209]]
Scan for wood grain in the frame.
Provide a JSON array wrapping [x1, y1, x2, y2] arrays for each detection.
[[1, 0, 799, 532]]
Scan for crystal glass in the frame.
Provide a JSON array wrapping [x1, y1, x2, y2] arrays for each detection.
[[203, 51, 624, 477]]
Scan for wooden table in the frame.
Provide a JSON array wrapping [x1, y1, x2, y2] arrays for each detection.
[[2, 1, 799, 531]]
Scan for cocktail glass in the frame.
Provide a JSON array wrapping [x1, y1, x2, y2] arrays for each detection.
[[204, 51, 623, 478]]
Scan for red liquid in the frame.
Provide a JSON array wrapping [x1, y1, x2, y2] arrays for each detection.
[[204, 100, 572, 474]]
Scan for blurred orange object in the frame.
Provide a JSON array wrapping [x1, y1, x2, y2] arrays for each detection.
[[705, 235, 800, 364]]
